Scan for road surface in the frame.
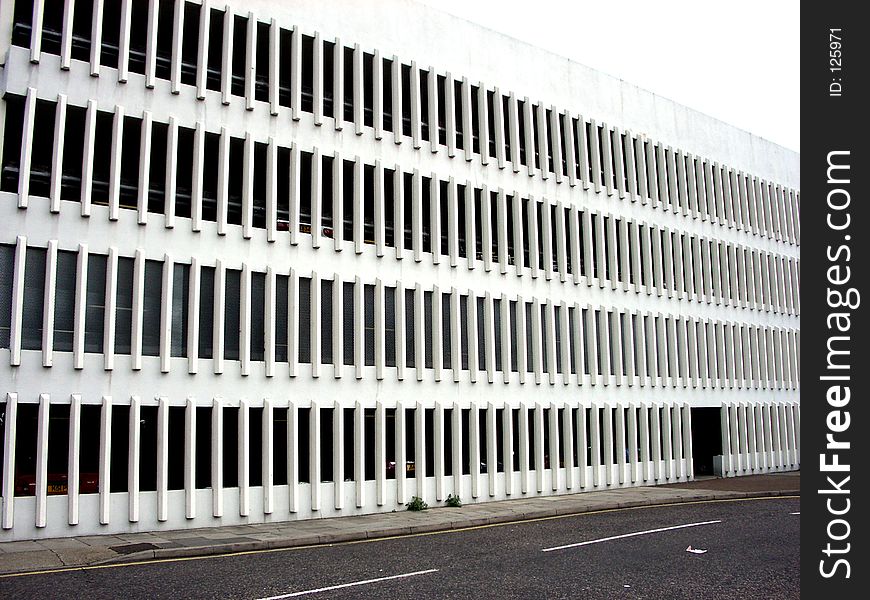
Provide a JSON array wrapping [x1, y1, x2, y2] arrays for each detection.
[[0, 496, 799, 599]]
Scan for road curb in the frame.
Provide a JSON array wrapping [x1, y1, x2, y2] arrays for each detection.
[[94, 489, 799, 567]]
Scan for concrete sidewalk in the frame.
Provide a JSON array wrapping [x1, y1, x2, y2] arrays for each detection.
[[0, 472, 799, 576]]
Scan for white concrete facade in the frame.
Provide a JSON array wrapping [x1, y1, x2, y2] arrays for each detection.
[[0, 0, 798, 541]]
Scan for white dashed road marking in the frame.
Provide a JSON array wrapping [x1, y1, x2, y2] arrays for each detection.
[[255, 568, 439, 599], [542, 520, 723, 552]]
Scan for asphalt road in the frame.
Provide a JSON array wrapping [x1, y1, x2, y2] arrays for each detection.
[[0, 497, 799, 599]]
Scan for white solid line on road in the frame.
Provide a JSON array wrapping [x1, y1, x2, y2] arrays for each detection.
[[790, 512, 800, 515], [255, 568, 439, 599], [541, 520, 723, 552]]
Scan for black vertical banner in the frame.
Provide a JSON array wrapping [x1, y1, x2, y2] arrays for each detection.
[[802, 3, 868, 597]]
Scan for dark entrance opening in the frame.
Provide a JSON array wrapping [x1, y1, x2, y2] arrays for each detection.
[[690, 407, 723, 477]]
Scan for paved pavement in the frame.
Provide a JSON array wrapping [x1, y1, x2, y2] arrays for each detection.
[[0, 471, 799, 576]]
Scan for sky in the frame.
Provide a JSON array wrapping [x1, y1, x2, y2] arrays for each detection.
[[416, 0, 800, 152]]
